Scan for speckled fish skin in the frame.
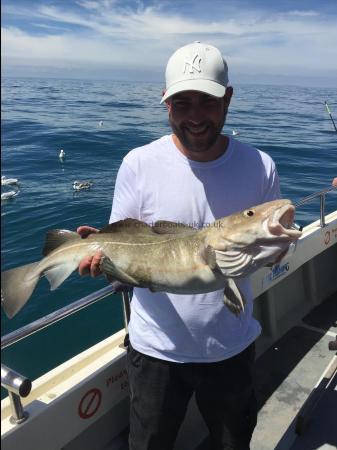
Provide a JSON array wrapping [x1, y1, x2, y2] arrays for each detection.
[[1, 199, 302, 318]]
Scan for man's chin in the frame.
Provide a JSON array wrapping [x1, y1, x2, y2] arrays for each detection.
[[182, 135, 217, 153]]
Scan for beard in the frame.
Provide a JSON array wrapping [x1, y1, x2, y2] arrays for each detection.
[[169, 115, 226, 154]]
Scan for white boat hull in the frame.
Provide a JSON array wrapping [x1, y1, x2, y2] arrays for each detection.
[[2, 210, 337, 450]]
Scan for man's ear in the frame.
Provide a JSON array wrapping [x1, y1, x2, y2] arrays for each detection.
[[162, 92, 172, 111], [224, 86, 233, 105], [162, 89, 171, 110]]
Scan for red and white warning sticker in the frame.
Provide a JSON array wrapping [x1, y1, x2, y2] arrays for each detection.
[[78, 388, 102, 419]]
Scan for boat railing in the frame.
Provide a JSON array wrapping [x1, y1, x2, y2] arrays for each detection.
[[1, 185, 335, 351], [1, 364, 32, 424], [294, 184, 336, 227], [1, 185, 336, 424], [1, 285, 131, 424], [1, 285, 132, 350]]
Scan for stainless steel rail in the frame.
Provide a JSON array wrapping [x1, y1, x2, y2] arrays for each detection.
[[294, 185, 336, 227], [121, 291, 131, 334], [1, 364, 32, 424], [294, 185, 336, 207], [1, 285, 131, 350], [1, 364, 32, 398], [1, 186, 335, 351]]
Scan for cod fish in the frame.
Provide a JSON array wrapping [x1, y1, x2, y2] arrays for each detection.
[[1, 199, 302, 319]]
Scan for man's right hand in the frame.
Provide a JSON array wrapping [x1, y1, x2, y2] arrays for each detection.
[[77, 226, 103, 277]]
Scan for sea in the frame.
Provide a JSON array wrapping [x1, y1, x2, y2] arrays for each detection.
[[1, 78, 337, 395]]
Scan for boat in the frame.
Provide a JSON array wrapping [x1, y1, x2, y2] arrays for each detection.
[[1, 186, 336, 450]]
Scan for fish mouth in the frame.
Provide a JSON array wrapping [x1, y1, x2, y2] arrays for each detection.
[[267, 203, 302, 239]]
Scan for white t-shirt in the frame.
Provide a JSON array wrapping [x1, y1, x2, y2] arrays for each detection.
[[110, 135, 281, 362]]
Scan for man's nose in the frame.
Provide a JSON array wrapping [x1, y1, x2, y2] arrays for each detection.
[[188, 103, 205, 122]]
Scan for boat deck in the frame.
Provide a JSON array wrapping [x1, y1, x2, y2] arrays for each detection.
[[251, 293, 337, 450], [2, 204, 336, 450], [104, 294, 337, 450]]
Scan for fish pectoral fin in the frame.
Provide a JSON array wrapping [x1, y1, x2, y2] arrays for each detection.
[[45, 261, 78, 290], [200, 245, 217, 270], [223, 279, 246, 316], [43, 230, 80, 256], [148, 286, 161, 292], [152, 221, 196, 235], [100, 257, 139, 286], [214, 249, 252, 278]]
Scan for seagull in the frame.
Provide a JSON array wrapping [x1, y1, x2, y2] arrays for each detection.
[[72, 180, 93, 191], [1, 190, 19, 200], [1, 176, 19, 186], [59, 149, 66, 160], [232, 130, 240, 136], [98, 121, 104, 127]]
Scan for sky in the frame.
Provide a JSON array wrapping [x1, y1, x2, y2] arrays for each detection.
[[2, 0, 337, 87]]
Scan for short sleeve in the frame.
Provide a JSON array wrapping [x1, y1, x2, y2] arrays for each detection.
[[109, 160, 140, 223], [261, 162, 282, 202]]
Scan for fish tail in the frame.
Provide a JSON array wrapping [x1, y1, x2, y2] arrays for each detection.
[[1, 262, 41, 319]]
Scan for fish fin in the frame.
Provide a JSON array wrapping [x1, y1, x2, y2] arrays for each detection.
[[100, 257, 140, 286], [214, 249, 251, 277], [109, 280, 133, 292], [148, 286, 159, 292], [99, 219, 153, 234], [152, 221, 196, 234], [223, 279, 246, 316], [1, 262, 41, 318], [42, 230, 80, 256], [45, 262, 78, 291], [200, 245, 217, 269]]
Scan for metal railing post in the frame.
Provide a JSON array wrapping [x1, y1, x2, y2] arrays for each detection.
[[320, 193, 326, 227], [121, 291, 131, 333], [294, 185, 335, 228], [1, 364, 32, 424]]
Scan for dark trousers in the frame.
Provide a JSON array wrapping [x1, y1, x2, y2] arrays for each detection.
[[127, 343, 257, 450]]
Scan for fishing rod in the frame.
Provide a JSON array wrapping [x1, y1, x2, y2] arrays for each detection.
[[324, 101, 337, 132]]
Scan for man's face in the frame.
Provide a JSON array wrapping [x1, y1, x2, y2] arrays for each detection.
[[166, 90, 230, 154]]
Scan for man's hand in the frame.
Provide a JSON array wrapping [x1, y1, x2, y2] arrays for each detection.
[[77, 226, 102, 277]]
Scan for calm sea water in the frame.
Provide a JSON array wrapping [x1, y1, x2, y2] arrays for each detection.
[[1, 78, 336, 390]]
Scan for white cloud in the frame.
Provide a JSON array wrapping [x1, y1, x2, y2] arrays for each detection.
[[286, 10, 319, 17], [77, 0, 120, 10], [2, 1, 337, 84]]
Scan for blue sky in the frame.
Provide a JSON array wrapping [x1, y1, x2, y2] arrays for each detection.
[[2, 0, 337, 86]]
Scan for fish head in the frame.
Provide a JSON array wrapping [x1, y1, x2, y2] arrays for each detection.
[[206, 199, 302, 277], [215, 199, 301, 244]]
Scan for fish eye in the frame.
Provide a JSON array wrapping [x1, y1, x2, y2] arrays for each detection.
[[244, 210, 255, 217]]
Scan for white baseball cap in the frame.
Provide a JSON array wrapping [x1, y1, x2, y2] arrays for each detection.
[[161, 42, 229, 104]]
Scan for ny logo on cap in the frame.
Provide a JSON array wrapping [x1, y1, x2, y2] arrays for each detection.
[[183, 53, 201, 74]]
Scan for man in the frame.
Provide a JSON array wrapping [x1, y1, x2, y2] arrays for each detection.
[[78, 42, 281, 450]]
